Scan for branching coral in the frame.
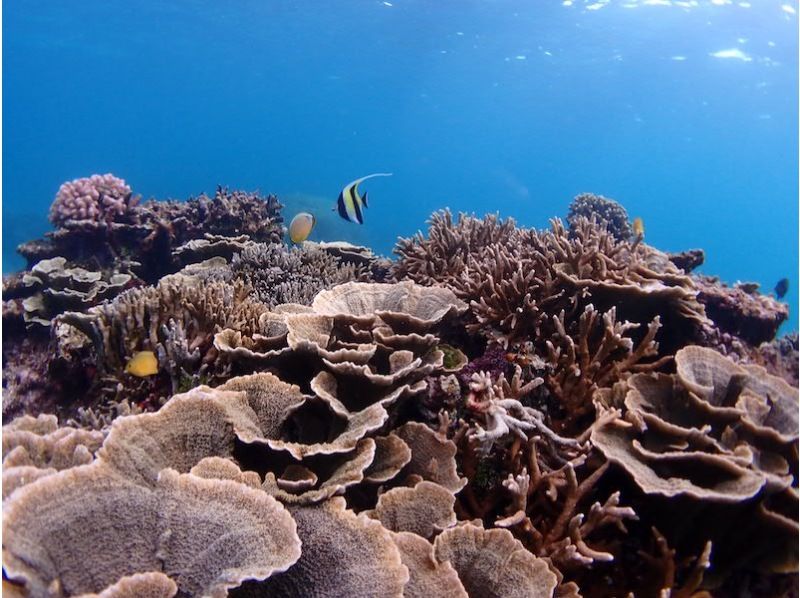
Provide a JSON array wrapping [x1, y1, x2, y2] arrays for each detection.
[[230, 242, 370, 308], [55, 273, 270, 412], [543, 304, 670, 432], [394, 210, 707, 352], [392, 210, 516, 287], [452, 370, 638, 578]]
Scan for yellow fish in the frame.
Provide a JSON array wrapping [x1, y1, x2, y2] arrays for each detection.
[[335, 173, 392, 224], [288, 212, 316, 243], [633, 217, 644, 238], [125, 351, 159, 377]]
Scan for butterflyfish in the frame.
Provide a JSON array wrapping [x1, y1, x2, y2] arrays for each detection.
[[335, 173, 392, 224], [775, 278, 789, 299], [288, 212, 316, 243], [125, 351, 159, 377], [632, 217, 645, 238]]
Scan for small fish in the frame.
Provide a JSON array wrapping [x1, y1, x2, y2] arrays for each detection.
[[288, 212, 316, 243], [632, 217, 645, 238], [775, 278, 789, 299], [334, 173, 392, 224], [125, 351, 159, 377]]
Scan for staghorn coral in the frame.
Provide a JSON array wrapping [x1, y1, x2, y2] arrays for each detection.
[[449, 363, 640, 584], [543, 304, 670, 433], [54, 274, 270, 414], [49, 174, 136, 227], [566, 192, 632, 241], [230, 242, 370, 308], [465, 366, 576, 454], [394, 211, 707, 351], [392, 209, 516, 287]]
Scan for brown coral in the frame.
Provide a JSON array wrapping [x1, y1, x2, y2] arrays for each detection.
[[393, 211, 707, 352], [366, 480, 457, 539], [233, 497, 409, 597], [591, 345, 798, 579], [3, 464, 301, 597], [695, 276, 789, 346], [433, 523, 558, 598], [230, 242, 370, 308], [55, 274, 270, 411], [20, 257, 133, 326]]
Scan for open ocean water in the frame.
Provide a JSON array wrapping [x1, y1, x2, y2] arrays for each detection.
[[4, 0, 798, 329]]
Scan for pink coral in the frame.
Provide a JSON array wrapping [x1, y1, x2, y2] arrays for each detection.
[[49, 174, 135, 227]]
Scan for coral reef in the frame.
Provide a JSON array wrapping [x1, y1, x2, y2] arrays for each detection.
[[694, 275, 789, 345], [18, 257, 134, 326], [393, 210, 708, 352], [592, 345, 798, 584], [566, 192, 632, 241], [2, 181, 797, 597], [229, 242, 371, 308], [17, 182, 284, 282], [54, 274, 269, 414]]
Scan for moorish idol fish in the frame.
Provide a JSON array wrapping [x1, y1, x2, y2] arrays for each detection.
[[334, 173, 392, 224]]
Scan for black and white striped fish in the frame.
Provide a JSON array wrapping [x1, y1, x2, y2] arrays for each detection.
[[334, 173, 392, 224]]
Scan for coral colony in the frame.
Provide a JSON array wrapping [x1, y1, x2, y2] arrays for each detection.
[[2, 176, 797, 598]]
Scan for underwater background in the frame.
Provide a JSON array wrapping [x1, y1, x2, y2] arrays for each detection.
[[4, 0, 798, 328]]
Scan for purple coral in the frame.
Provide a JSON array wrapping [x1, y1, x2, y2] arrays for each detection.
[[49, 174, 134, 227]]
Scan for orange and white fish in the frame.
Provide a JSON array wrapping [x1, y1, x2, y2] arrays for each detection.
[[288, 212, 316, 243]]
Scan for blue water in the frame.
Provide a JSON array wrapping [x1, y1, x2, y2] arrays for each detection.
[[5, 0, 798, 329]]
